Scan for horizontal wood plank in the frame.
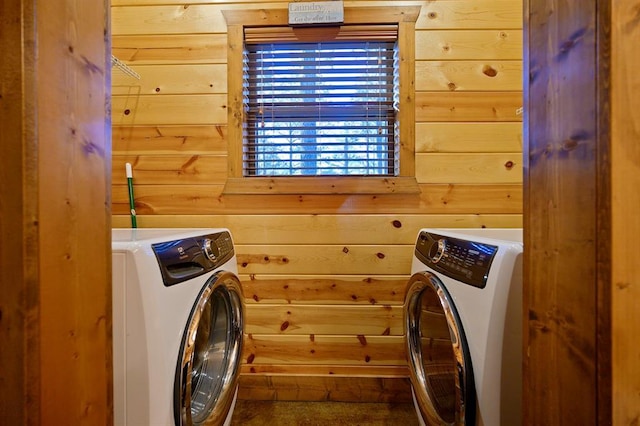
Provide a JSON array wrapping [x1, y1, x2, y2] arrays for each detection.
[[112, 4, 229, 35], [243, 334, 407, 366], [112, 125, 228, 154], [415, 153, 523, 183], [236, 244, 413, 275], [416, 122, 522, 153], [112, 94, 227, 126], [240, 364, 409, 377], [111, 0, 521, 31], [415, 60, 522, 91], [415, 91, 523, 122], [244, 305, 404, 335], [112, 34, 227, 64], [112, 155, 227, 185], [111, 214, 524, 237], [223, 177, 420, 195], [112, 64, 227, 95], [240, 277, 409, 304], [416, 0, 522, 29], [237, 373, 413, 402], [111, 183, 523, 215], [416, 29, 523, 60]]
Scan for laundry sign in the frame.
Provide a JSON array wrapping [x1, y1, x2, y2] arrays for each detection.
[[288, 1, 344, 25]]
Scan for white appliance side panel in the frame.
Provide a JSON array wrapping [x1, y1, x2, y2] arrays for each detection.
[[112, 252, 127, 426]]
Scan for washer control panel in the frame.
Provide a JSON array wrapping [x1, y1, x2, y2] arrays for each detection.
[[415, 231, 499, 288], [152, 231, 234, 286]]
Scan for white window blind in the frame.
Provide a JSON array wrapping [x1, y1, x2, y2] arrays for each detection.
[[243, 25, 399, 177]]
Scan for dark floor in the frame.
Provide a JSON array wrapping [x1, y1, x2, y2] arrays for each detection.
[[230, 400, 420, 425]]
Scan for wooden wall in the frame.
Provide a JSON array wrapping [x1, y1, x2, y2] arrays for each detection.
[[523, 0, 600, 415], [524, 0, 640, 423], [610, 0, 640, 422], [0, 0, 111, 423], [110, 0, 523, 401]]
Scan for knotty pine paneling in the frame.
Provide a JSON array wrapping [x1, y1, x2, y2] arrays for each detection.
[[611, 0, 640, 421], [111, 183, 522, 215], [112, 94, 228, 126], [415, 60, 522, 91], [112, 64, 227, 96], [112, 125, 228, 154], [416, 122, 522, 153], [236, 245, 412, 276], [0, 1, 111, 423], [111, 0, 523, 402], [112, 34, 227, 64], [415, 30, 523, 60], [243, 335, 407, 366], [240, 276, 409, 304], [524, 0, 598, 420], [417, 0, 522, 29], [415, 92, 522, 122], [112, 155, 227, 185], [244, 305, 403, 335], [112, 215, 523, 238], [237, 374, 413, 402], [415, 153, 523, 184]]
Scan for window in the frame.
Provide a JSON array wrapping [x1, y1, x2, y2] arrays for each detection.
[[244, 34, 398, 177], [223, 7, 420, 194]]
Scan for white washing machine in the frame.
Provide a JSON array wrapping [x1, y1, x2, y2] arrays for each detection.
[[112, 228, 244, 426], [405, 228, 523, 426]]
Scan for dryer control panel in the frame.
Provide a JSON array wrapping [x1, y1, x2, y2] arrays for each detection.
[[415, 231, 499, 288], [152, 231, 234, 286]]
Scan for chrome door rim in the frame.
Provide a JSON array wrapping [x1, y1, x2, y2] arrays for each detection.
[[174, 270, 244, 426], [405, 271, 475, 426]]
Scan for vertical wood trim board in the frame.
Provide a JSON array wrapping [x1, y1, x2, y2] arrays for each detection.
[[524, 0, 611, 423], [0, 0, 112, 424], [0, 0, 39, 423], [610, 0, 640, 423]]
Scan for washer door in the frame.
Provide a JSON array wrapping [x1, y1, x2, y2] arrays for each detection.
[[174, 271, 244, 426], [405, 271, 476, 426]]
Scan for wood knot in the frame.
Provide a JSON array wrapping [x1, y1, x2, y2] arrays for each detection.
[[427, 12, 437, 19], [376, 252, 385, 259], [392, 220, 402, 228], [482, 65, 498, 77], [504, 160, 515, 170], [562, 138, 578, 151]]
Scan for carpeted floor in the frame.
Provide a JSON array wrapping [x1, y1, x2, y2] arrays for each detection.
[[230, 400, 420, 425]]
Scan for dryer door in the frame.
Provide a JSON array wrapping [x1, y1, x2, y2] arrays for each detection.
[[405, 271, 476, 426], [174, 271, 244, 426]]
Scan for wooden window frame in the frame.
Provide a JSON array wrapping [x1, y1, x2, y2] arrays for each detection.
[[223, 6, 420, 195]]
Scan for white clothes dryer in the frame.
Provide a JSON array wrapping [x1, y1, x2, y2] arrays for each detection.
[[112, 228, 244, 426], [405, 229, 523, 426]]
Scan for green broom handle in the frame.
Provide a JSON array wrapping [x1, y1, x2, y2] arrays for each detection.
[[126, 163, 137, 228]]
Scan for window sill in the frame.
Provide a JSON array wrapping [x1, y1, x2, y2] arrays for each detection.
[[222, 177, 420, 195]]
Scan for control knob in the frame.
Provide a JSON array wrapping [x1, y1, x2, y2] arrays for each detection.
[[429, 238, 447, 263], [202, 238, 219, 262]]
